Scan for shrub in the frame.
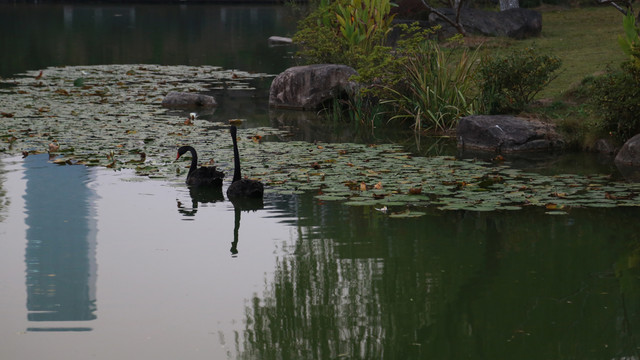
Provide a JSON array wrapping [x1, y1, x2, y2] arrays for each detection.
[[587, 11, 640, 144], [292, 0, 396, 69], [589, 63, 640, 144], [478, 48, 562, 114], [292, 2, 351, 66]]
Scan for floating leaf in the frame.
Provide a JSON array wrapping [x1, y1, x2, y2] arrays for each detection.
[[2, 65, 640, 214]]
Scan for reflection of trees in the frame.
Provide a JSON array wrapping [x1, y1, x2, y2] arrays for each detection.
[[0, 4, 298, 78], [241, 193, 640, 359], [242, 219, 384, 359]]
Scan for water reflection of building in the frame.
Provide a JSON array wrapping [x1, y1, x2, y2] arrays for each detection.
[[23, 155, 97, 331]]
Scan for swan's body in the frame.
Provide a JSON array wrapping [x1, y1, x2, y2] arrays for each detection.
[[176, 146, 224, 187], [226, 126, 264, 199]]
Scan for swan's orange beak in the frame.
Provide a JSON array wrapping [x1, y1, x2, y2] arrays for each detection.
[[176, 153, 180, 160]]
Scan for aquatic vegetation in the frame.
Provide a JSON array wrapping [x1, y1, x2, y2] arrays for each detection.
[[1, 65, 640, 216]]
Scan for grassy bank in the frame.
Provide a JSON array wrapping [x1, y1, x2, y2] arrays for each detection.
[[465, 5, 629, 148], [477, 5, 627, 99]]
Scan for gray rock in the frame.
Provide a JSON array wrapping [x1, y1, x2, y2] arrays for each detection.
[[269, 64, 358, 111], [429, 8, 542, 39], [615, 134, 640, 181], [161, 91, 217, 108], [615, 134, 640, 167], [456, 115, 564, 153]]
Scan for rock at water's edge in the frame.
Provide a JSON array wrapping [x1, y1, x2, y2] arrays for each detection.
[[269, 64, 357, 111], [162, 91, 217, 108], [456, 115, 564, 153]]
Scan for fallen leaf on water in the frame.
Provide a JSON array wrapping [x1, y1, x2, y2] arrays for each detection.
[[1, 112, 14, 118], [605, 192, 636, 200], [360, 182, 367, 191], [493, 154, 505, 162], [374, 181, 383, 189], [545, 203, 565, 210], [35, 70, 43, 80]]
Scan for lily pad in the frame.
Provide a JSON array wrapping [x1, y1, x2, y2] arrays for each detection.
[[2, 65, 640, 215]]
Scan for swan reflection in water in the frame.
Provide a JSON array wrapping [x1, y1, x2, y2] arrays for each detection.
[[176, 184, 263, 257], [230, 197, 264, 257], [176, 186, 224, 217]]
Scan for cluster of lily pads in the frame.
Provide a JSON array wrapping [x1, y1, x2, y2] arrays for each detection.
[[1, 65, 640, 216]]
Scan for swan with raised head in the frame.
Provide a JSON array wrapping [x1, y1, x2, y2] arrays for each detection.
[[226, 126, 264, 199]]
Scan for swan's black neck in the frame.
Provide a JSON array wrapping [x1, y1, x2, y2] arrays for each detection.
[[186, 146, 198, 176], [230, 126, 242, 182]]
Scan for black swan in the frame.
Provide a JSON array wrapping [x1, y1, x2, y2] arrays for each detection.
[[176, 145, 224, 187], [226, 126, 264, 199]]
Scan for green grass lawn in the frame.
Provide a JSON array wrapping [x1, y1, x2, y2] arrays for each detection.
[[480, 5, 628, 99]]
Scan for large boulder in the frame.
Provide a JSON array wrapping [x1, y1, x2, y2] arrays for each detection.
[[615, 134, 640, 181], [269, 64, 358, 111], [161, 91, 217, 108], [429, 8, 542, 39], [456, 115, 564, 153], [615, 134, 640, 167]]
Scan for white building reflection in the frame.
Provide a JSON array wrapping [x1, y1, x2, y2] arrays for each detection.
[[23, 155, 98, 331]]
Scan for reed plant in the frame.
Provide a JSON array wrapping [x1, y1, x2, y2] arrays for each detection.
[[382, 40, 480, 133]]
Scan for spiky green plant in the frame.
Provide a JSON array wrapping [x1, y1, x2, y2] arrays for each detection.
[[382, 40, 480, 133], [335, 0, 396, 53]]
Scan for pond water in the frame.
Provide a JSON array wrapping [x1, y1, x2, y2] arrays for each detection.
[[1, 2, 640, 360]]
